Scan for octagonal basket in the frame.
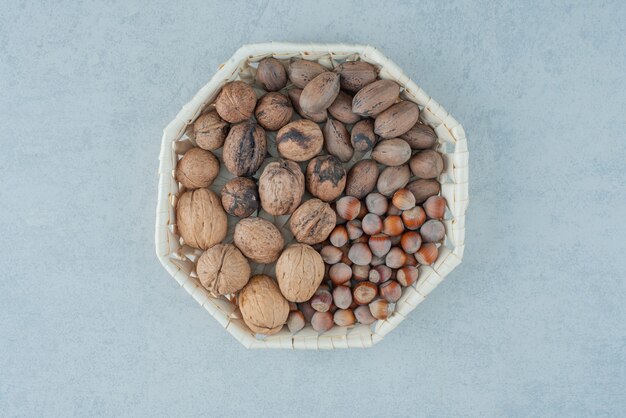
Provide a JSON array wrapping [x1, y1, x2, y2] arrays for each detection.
[[155, 42, 469, 349]]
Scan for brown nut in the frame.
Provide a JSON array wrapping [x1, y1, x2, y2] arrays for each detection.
[[402, 206, 426, 230], [386, 247, 407, 269], [377, 164, 411, 197], [345, 159, 379, 199], [352, 79, 400, 116], [392, 189, 416, 211], [176, 188, 227, 250], [288, 59, 328, 88], [233, 217, 284, 263], [254, 92, 293, 131], [397, 266, 418, 287], [370, 254, 386, 266], [405, 253, 418, 267], [193, 111, 229, 151], [406, 179, 441, 204], [400, 231, 422, 254], [333, 286, 353, 310], [346, 220, 363, 241], [353, 282, 378, 305], [197, 244, 250, 295], [329, 225, 349, 247], [368, 268, 381, 283], [276, 119, 324, 162], [323, 118, 354, 162], [175, 147, 220, 189], [362, 213, 383, 235], [420, 219, 446, 243], [327, 91, 360, 124], [423, 195, 447, 219], [311, 311, 334, 332], [401, 123, 438, 149], [335, 196, 361, 221], [287, 310, 305, 333], [275, 243, 325, 302], [311, 287, 333, 312], [290, 198, 336, 245], [409, 150, 444, 179], [350, 118, 377, 152], [320, 245, 343, 264], [387, 204, 402, 216], [306, 155, 346, 202], [239, 275, 289, 335], [256, 57, 287, 92], [369, 299, 390, 320], [369, 234, 391, 258], [352, 264, 370, 281], [222, 120, 267, 176], [354, 305, 376, 325], [221, 177, 259, 218], [258, 159, 304, 216], [372, 138, 412, 166], [329, 262, 352, 286], [379, 280, 402, 303], [215, 81, 257, 123], [374, 101, 420, 139], [333, 309, 356, 327], [365, 193, 388, 216], [335, 61, 378, 93], [383, 215, 405, 236], [299, 300, 316, 323], [415, 243, 439, 265], [348, 243, 372, 266], [288, 88, 327, 122], [300, 72, 340, 114], [373, 265, 392, 283]]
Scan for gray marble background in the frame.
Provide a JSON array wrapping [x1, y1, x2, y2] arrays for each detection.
[[1, 1, 624, 416]]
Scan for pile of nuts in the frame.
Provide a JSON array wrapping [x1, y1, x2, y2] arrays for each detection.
[[174, 56, 447, 336]]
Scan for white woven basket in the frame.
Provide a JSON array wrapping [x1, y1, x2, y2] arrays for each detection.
[[155, 42, 468, 349]]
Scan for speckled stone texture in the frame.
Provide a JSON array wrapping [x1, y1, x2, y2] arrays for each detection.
[[1, 1, 625, 416]]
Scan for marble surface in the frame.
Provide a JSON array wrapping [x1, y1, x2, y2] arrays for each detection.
[[1, 0, 625, 416]]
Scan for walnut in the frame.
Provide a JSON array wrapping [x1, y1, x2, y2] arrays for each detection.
[[275, 243, 325, 302], [254, 92, 293, 131], [276, 120, 324, 162], [193, 111, 229, 150], [289, 198, 336, 245], [258, 160, 305, 215], [222, 120, 267, 177], [176, 188, 227, 250], [175, 147, 220, 189], [305, 155, 346, 202], [221, 177, 259, 218], [238, 275, 289, 335], [197, 244, 250, 295], [215, 81, 257, 123], [233, 217, 284, 263]]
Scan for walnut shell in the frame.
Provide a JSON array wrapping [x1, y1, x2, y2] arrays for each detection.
[[327, 91, 360, 124], [288, 88, 327, 123], [406, 179, 441, 204], [222, 120, 267, 176], [233, 217, 284, 263], [239, 275, 289, 335], [256, 57, 287, 92], [352, 79, 400, 117], [374, 101, 420, 139], [323, 118, 354, 162], [350, 119, 377, 152], [345, 159, 379, 199], [401, 123, 438, 149], [275, 244, 325, 302], [288, 59, 328, 88], [175, 147, 220, 189], [176, 188, 227, 250], [335, 61, 378, 93], [254, 92, 293, 131], [221, 177, 259, 218], [193, 111, 229, 150], [306, 155, 346, 202], [409, 150, 444, 179], [258, 160, 305, 215], [276, 120, 324, 161], [371, 138, 412, 166], [377, 164, 411, 197], [215, 81, 257, 123], [300, 72, 340, 114], [197, 244, 250, 295], [289, 198, 336, 245]]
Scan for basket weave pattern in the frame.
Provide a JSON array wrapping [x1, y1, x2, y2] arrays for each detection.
[[155, 43, 468, 349]]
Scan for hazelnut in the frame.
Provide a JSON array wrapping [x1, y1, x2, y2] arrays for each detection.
[[299, 301, 316, 323], [368, 299, 390, 320], [373, 265, 392, 283], [423, 195, 446, 219], [374, 101, 420, 139], [362, 213, 383, 235], [288, 59, 327, 88], [333, 309, 356, 327], [415, 243, 438, 265], [238, 275, 289, 335], [175, 147, 220, 190], [330, 225, 349, 247], [365, 193, 388, 216], [377, 165, 411, 197], [400, 231, 422, 254], [392, 189, 416, 211], [348, 243, 372, 266], [329, 262, 352, 286], [369, 234, 391, 258], [320, 245, 343, 264], [357, 203, 368, 219], [306, 155, 346, 202], [397, 266, 419, 287], [193, 111, 229, 150], [287, 311, 305, 333], [401, 123, 438, 150], [311, 311, 334, 333], [352, 79, 400, 117], [353, 235, 369, 245], [335, 196, 361, 221], [370, 255, 386, 267], [352, 264, 370, 281], [409, 150, 444, 179], [383, 215, 404, 236], [420, 219, 446, 243], [328, 91, 360, 124], [405, 253, 418, 267], [371, 138, 412, 166], [345, 159, 379, 199], [402, 206, 426, 230], [353, 282, 378, 305], [197, 244, 250, 296], [254, 92, 293, 131], [386, 247, 407, 269], [221, 177, 259, 218], [335, 61, 378, 93], [406, 179, 441, 204], [289, 302, 298, 311], [258, 160, 304, 215], [276, 119, 324, 162], [368, 268, 381, 283], [275, 243, 325, 302], [300, 72, 340, 114], [256, 57, 287, 92], [346, 220, 363, 240], [176, 188, 227, 250], [222, 120, 267, 176], [233, 217, 284, 263], [311, 287, 333, 312], [288, 88, 327, 122], [323, 118, 354, 162], [290, 199, 336, 245], [215, 81, 257, 123], [354, 305, 376, 325], [333, 285, 353, 309], [379, 280, 402, 303], [387, 204, 402, 216]]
